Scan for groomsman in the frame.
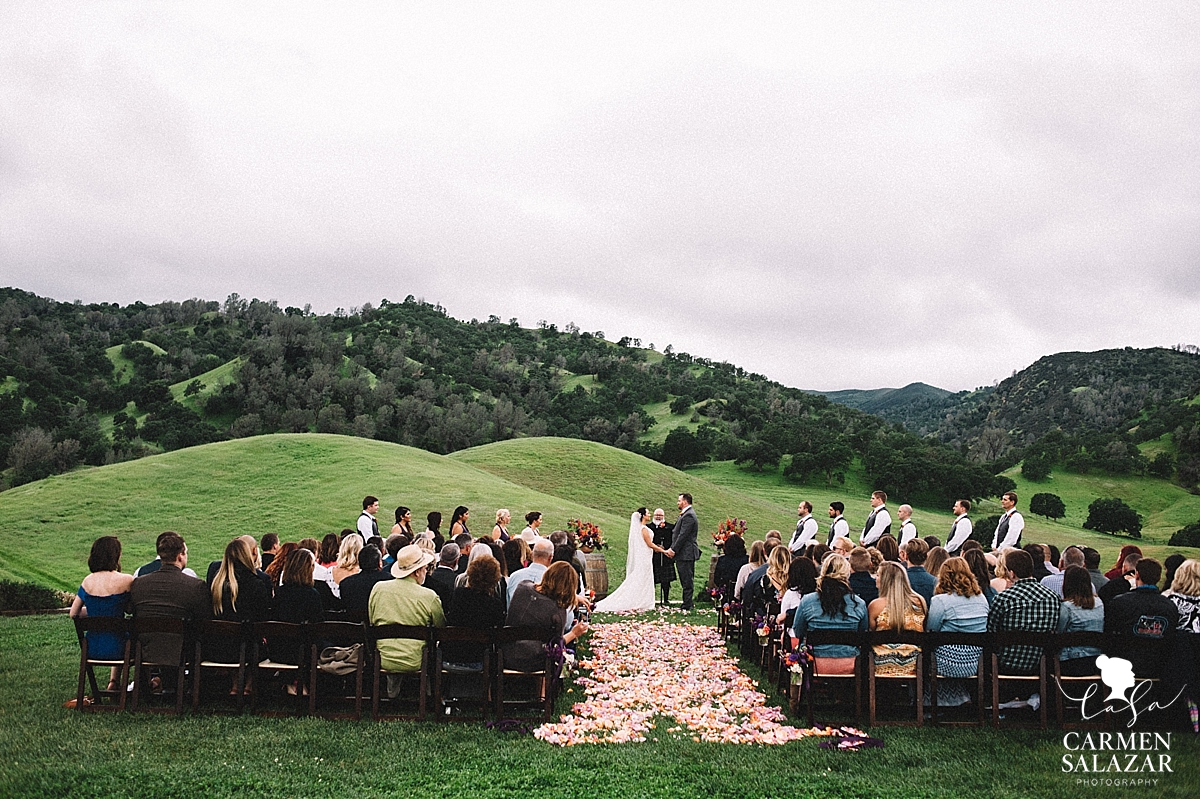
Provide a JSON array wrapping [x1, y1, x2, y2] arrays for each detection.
[[991, 491, 1026, 550], [860, 491, 892, 547], [897, 505, 918, 546], [945, 499, 973, 555], [826, 502, 850, 545], [789, 502, 818, 552]]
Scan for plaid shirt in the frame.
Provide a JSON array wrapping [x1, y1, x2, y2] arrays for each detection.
[[987, 577, 1060, 674]]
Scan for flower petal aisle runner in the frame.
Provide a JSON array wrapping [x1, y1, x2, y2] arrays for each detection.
[[535, 621, 874, 747]]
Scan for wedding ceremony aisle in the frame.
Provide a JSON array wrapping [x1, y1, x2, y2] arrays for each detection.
[[535, 620, 857, 747]]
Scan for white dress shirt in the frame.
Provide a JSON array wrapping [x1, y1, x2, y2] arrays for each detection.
[[790, 515, 818, 551], [861, 507, 891, 547], [946, 514, 972, 553], [991, 510, 1025, 550], [898, 520, 918, 546]]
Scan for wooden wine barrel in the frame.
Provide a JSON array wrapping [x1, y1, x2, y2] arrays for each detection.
[[581, 551, 609, 599]]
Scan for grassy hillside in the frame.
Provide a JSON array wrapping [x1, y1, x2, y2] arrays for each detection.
[[450, 438, 798, 541], [104, 340, 166, 384], [0, 435, 633, 589]]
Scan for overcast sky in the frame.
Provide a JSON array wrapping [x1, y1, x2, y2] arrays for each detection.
[[2, 3, 1197, 392]]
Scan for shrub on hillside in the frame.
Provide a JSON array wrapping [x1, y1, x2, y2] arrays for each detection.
[[971, 515, 1000, 546], [1168, 521, 1200, 548], [1082, 498, 1142, 539], [1021, 452, 1052, 481], [1030, 492, 1066, 520], [0, 581, 71, 612]]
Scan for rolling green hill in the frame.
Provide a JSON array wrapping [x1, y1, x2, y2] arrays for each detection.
[[0, 434, 637, 589]]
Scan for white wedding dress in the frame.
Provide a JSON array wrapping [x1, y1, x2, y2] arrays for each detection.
[[595, 512, 657, 613]]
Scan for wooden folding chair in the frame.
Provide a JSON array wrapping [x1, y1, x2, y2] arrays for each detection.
[[73, 616, 132, 712], [989, 631, 1050, 730], [494, 625, 557, 722], [432, 626, 495, 720], [367, 624, 431, 721], [802, 629, 864, 727], [192, 619, 251, 713], [865, 629, 923, 727], [926, 631, 987, 727], [252, 621, 311, 716], [130, 616, 189, 715], [308, 620, 366, 719], [1053, 631, 1112, 730]]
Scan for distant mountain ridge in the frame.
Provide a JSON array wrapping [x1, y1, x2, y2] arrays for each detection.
[[810, 382, 972, 436]]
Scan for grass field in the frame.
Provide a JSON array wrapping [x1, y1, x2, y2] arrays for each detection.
[[4, 613, 1199, 798], [0, 435, 633, 589], [105, 341, 167, 385]]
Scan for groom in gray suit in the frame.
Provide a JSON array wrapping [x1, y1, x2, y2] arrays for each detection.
[[666, 493, 701, 611]]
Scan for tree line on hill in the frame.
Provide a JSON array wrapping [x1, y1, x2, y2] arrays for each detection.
[[2, 288, 1194, 513]]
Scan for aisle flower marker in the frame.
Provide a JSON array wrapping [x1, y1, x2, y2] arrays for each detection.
[[534, 621, 871, 747]]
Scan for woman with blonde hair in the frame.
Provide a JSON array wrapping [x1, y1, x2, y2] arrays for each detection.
[[790, 553, 868, 675], [492, 509, 512, 543], [331, 534, 363, 587], [208, 537, 272, 673], [927, 557, 989, 704], [1167, 559, 1200, 633], [868, 561, 927, 676], [991, 548, 1017, 594], [765, 545, 792, 597]]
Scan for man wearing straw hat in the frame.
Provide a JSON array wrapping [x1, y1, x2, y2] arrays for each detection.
[[368, 544, 445, 696]]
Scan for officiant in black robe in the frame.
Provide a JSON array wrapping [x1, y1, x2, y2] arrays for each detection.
[[648, 509, 676, 605]]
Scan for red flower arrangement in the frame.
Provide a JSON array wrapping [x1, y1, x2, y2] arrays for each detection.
[[713, 517, 747, 548], [568, 519, 606, 551]]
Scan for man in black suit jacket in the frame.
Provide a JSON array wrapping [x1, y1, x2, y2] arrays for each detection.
[[338, 545, 393, 617], [424, 543, 461, 612], [666, 493, 702, 611]]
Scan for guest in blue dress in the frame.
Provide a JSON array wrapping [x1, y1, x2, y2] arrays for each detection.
[[69, 536, 134, 689]]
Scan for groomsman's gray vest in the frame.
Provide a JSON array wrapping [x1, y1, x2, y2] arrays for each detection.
[[994, 511, 1020, 548], [862, 509, 891, 540]]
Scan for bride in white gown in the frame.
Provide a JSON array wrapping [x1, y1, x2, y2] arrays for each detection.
[[595, 508, 665, 613]]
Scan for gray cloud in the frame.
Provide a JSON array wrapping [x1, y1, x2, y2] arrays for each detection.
[[1, 3, 1197, 392]]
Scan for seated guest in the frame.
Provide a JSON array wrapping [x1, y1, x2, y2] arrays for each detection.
[[453, 533, 474, 575], [987, 550, 1060, 675], [507, 539, 554, 605], [207, 537, 273, 667], [1056, 565, 1104, 676], [790, 554, 869, 675], [338, 545, 392, 617], [734, 540, 767, 601], [425, 543, 461, 612], [1104, 545, 1142, 581], [1098, 552, 1140, 605], [1041, 546, 1086, 597], [259, 534, 281, 570], [383, 534, 404, 570], [1024, 544, 1051, 581], [848, 547, 878, 604], [924, 547, 949, 584], [900, 539, 937, 605], [1167, 559, 1200, 631], [129, 532, 210, 687], [1104, 557, 1178, 678], [369, 545, 445, 697], [264, 542, 297, 588], [741, 539, 780, 614], [1043, 544, 1061, 574], [297, 537, 320, 555], [133, 532, 200, 578], [1162, 554, 1186, 596], [1082, 547, 1109, 593], [271, 549, 324, 625], [313, 533, 340, 587], [831, 536, 855, 559], [963, 548, 998, 605], [206, 534, 271, 589], [714, 535, 748, 594], [990, 548, 1017, 594], [922, 535, 941, 550], [331, 535, 363, 589], [875, 535, 900, 564], [69, 535, 134, 693], [765, 546, 792, 605], [502, 538, 530, 576], [457, 544, 501, 590], [503, 562, 589, 673], [868, 561, 927, 676], [805, 542, 831, 566], [444, 557, 507, 667], [367, 535, 385, 555], [776, 557, 817, 626], [927, 557, 989, 704]]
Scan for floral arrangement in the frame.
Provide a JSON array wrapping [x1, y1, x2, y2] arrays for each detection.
[[568, 519, 606, 551], [713, 517, 747, 548], [722, 598, 742, 618], [708, 585, 725, 603], [784, 649, 814, 686], [751, 612, 773, 641]]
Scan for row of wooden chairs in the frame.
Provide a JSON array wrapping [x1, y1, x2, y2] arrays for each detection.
[[780, 630, 1131, 730], [73, 616, 559, 722]]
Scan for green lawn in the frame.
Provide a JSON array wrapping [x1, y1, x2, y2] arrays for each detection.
[[169, 357, 242, 412], [2, 613, 1198, 798]]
